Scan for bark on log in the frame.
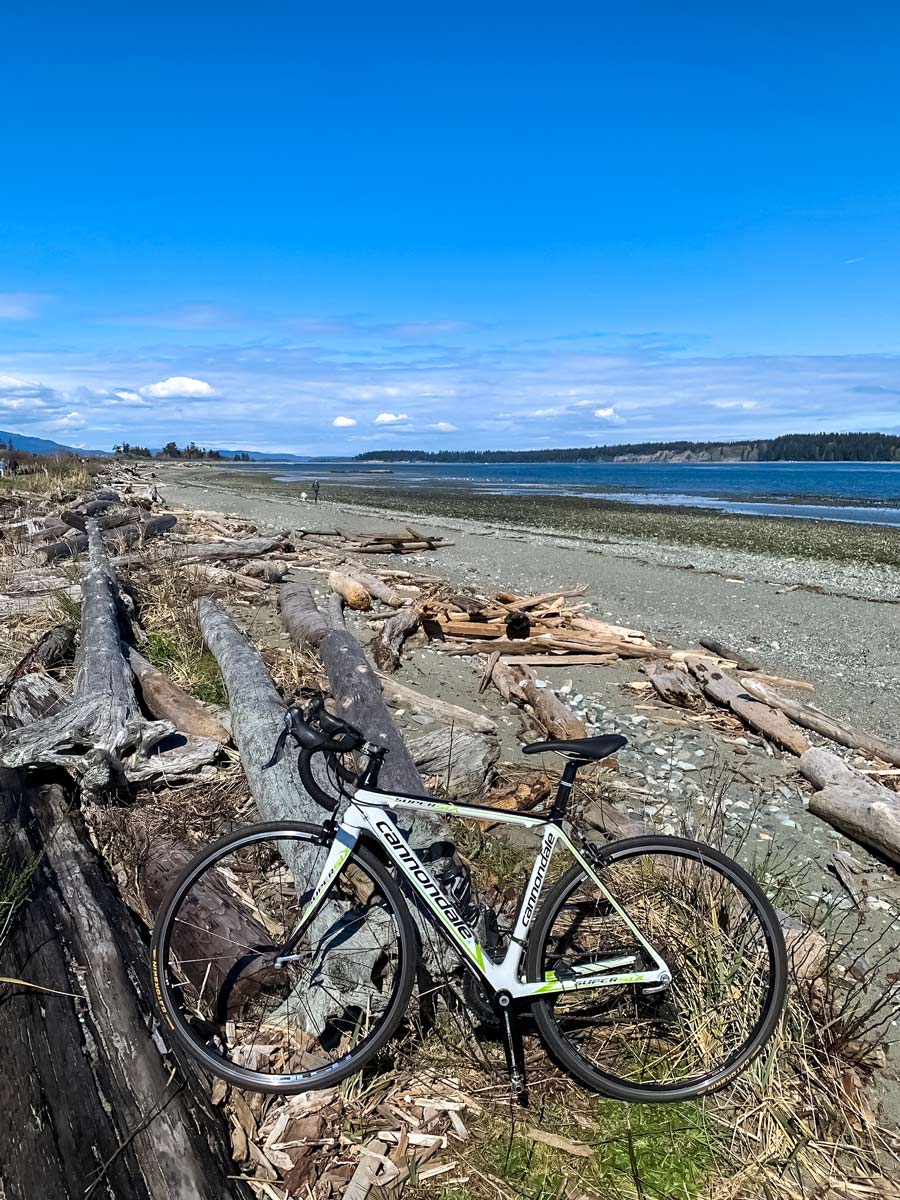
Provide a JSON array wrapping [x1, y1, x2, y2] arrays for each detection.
[[409, 727, 500, 799], [741, 677, 900, 767], [0, 772, 249, 1199], [800, 747, 900, 863], [377, 674, 497, 734], [488, 658, 587, 741], [328, 569, 372, 610], [127, 646, 231, 744], [371, 606, 419, 673], [645, 663, 704, 711], [686, 657, 810, 755]]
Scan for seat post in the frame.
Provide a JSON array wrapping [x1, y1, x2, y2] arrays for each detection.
[[549, 758, 581, 820]]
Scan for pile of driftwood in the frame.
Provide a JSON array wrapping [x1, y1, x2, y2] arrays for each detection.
[[296, 525, 452, 555]]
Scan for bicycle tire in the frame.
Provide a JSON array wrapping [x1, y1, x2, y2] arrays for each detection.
[[526, 835, 788, 1103], [151, 821, 417, 1094]]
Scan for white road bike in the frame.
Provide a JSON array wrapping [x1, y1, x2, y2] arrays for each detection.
[[152, 696, 788, 1104]]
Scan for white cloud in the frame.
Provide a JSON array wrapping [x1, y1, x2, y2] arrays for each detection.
[[594, 406, 624, 423], [332, 415, 357, 427], [46, 411, 86, 430], [427, 421, 458, 432], [0, 292, 48, 320], [711, 400, 758, 410], [374, 411, 409, 424], [140, 376, 216, 399]]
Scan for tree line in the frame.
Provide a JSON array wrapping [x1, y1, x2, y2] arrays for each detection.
[[355, 432, 900, 464], [113, 442, 253, 461]]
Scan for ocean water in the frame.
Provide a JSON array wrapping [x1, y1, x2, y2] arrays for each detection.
[[236, 460, 900, 527]]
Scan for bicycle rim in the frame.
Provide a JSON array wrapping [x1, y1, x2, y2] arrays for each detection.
[[151, 822, 416, 1093], [527, 835, 788, 1102]]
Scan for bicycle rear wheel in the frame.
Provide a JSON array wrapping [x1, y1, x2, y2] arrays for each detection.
[[151, 822, 416, 1093], [526, 835, 787, 1102]]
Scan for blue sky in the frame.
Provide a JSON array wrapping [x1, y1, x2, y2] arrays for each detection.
[[1, 1, 899, 452]]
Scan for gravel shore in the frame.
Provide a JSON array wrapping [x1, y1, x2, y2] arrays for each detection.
[[157, 464, 900, 741]]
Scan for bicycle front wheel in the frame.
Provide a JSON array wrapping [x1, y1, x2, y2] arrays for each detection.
[[151, 822, 416, 1093], [526, 835, 787, 1103]]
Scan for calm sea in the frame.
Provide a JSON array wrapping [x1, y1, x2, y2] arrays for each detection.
[[235, 460, 900, 527]]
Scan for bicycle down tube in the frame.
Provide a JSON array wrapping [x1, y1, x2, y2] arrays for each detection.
[[278, 790, 671, 998]]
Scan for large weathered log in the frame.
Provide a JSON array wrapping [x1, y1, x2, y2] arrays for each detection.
[[163, 536, 283, 565], [687, 657, 810, 755], [371, 606, 419, 673], [488, 657, 587, 741], [0, 522, 217, 791], [279, 578, 473, 903], [741, 677, 900, 767], [409, 727, 500, 799], [0, 772, 249, 1199], [127, 646, 231, 744], [378, 673, 497, 734], [799, 747, 900, 863], [194, 598, 406, 1029]]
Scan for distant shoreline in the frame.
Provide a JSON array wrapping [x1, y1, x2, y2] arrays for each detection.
[[166, 461, 900, 569]]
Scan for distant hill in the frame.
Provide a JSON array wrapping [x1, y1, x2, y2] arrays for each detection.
[[356, 432, 900, 465], [0, 428, 109, 457], [213, 449, 316, 462]]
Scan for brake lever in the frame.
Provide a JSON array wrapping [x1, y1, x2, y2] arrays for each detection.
[[263, 707, 303, 770]]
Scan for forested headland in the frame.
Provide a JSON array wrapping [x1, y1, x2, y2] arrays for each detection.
[[355, 431, 900, 464]]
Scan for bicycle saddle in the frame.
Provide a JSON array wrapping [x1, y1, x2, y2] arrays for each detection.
[[522, 733, 627, 761]]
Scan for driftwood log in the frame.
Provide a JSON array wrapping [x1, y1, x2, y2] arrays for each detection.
[[645, 663, 704, 710], [409, 726, 500, 799], [0, 771, 249, 1199], [42, 513, 177, 562], [279, 578, 474, 907], [328, 569, 371, 610], [346, 569, 408, 608], [0, 521, 219, 792], [741, 677, 900, 767], [378, 673, 497, 734], [799, 747, 900, 863], [687, 658, 810, 755], [195, 597, 449, 1029], [488, 657, 587, 741], [698, 637, 760, 672], [127, 646, 231, 744], [0, 622, 75, 705], [371, 606, 419, 673]]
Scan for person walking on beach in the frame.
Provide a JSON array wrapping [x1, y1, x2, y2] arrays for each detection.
[[312, 480, 320, 504]]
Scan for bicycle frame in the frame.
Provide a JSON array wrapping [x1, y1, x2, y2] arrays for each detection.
[[278, 789, 670, 999]]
